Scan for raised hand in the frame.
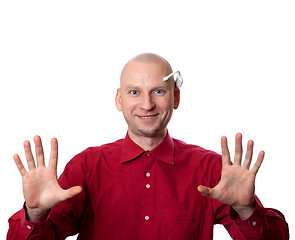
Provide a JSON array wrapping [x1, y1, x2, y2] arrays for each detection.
[[13, 136, 82, 222], [197, 133, 265, 219]]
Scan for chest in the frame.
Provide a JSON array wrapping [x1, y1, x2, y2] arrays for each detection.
[[80, 152, 218, 240], [86, 153, 212, 219]]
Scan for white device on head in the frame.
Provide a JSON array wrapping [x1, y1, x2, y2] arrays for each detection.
[[163, 71, 183, 88]]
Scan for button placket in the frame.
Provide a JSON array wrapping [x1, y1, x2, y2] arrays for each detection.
[[144, 152, 152, 190], [141, 151, 153, 230], [24, 223, 34, 233]]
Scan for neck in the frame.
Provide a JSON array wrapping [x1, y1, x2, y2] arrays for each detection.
[[128, 129, 167, 151]]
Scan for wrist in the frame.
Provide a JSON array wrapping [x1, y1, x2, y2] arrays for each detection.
[[25, 203, 50, 222], [232, 197, 255, 220]]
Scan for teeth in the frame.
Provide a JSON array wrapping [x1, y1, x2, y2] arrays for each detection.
[[142, 116, 153, 119]]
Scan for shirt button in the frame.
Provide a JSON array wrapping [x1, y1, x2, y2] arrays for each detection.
[[146, 172, 151, 177], [146, 184, 151, 189], [252, 221, 257, 227], [145, 216, 150, 220], [27, 225, 32, 230], [146, 153, 151, 156]]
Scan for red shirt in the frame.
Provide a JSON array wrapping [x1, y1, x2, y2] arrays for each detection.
[[8, 133, 289, 239]]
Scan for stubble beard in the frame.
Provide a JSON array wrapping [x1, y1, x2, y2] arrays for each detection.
[[125, 112, 170, 139], [137, 126, 162, 138]]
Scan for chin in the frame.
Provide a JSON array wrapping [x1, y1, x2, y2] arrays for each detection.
[[137, 127, 166, 138]]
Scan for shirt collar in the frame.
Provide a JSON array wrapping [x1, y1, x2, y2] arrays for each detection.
[[121, 132, 175, 165]]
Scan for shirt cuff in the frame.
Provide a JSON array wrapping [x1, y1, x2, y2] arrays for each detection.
[[229, 198, 264, 232], [20, 204, 52, 236]]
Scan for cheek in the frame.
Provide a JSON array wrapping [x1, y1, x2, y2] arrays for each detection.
[[157, 98, 174, 114], [121, 98, 138, 114]]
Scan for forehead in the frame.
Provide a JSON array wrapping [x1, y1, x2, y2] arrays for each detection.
[[120, 60, 172, 89]]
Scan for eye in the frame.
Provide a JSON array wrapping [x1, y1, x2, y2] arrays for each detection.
[[154, 89, 165, 95], [129, 90, 139, 95]]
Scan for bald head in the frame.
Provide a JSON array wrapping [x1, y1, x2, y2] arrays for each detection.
[[115, 53, 180, 144], [120, 53, 173, 86], [131, 53, 172, 66]]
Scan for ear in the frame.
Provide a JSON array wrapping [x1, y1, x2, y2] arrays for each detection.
[[115, 88, 122, 111], [173, 87, 180, 109]]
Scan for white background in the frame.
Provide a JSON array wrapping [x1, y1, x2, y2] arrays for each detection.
[[0, 1, 294, 239]]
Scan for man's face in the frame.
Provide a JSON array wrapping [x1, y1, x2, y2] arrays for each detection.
[[116, 60, 180, 139]]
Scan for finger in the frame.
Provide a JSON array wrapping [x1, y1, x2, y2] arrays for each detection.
[[13, 154, 28, 176], [34, 135, 45, 167], [251, 151, 265, 175], [221, 136, 231, 167], [243, 140, 254, 169], [24, 140, 36, 170], [49, 138, 58, 170], [234, 133, 243, 165], [197, 185, 213, 197]]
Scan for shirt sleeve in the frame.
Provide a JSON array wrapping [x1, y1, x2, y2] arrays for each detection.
[[227, 196, 290, 240], [7, 205, 56, 240], [7, 151, 88, 240], [209, 154, 289, 239]]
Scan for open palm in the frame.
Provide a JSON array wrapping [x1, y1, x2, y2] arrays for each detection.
[[198, 133, 265, 218], [14, 136, 82, 220]]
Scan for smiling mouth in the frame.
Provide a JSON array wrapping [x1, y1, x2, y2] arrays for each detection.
[[138, 114, 159, 119], [142, 116, 154, 119]]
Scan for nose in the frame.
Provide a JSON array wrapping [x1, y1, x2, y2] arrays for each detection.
[[140, 93, 155, 111]]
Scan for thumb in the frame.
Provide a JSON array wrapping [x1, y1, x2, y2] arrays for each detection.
[[197, 185, 213, 197], [59, 186, 83, 202]]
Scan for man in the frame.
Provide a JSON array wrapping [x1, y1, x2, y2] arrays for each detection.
[[8, 53, 289, 239]]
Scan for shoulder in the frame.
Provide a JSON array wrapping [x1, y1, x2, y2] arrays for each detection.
[[172, 138, 222, 186], [66, 138, 124, 168], [173, 138, 222, 172], [84, 138, 123, 157], [173, 138, 221, 160]]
